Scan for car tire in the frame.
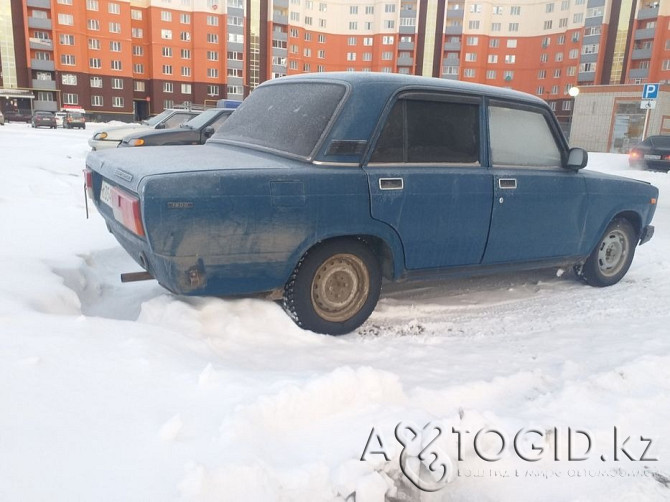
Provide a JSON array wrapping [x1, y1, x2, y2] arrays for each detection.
[[577, 218, 636, 287], [283, 238, 382, 335]]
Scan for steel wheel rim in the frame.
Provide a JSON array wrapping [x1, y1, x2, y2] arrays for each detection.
[[311, 253, 370, 323], [597, 229, 629, 277]]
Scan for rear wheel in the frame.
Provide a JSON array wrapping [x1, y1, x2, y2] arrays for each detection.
[[283, 239, 381, 335], [577, 218, 636, 287]]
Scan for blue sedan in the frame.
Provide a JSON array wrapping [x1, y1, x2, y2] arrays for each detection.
[[84, 73, 658, 335]]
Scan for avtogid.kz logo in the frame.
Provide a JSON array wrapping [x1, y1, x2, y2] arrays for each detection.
[[360, 422, 658, 492]]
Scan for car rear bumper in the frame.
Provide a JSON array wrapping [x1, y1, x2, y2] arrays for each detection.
[[640, 225, 654, 245]]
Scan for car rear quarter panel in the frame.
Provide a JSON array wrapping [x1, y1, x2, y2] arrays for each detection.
[[140, 165, 404, 296]]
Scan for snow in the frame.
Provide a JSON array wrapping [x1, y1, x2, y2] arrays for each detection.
[[1, 122, 669, 501]]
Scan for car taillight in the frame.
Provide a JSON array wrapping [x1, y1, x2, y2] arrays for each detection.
[[84, 168, 94, 199], [110, 187, 145, 237]]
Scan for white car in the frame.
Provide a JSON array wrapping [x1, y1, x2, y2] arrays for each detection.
[[54, 111, 67, 128], [88, 108, 201, 150]]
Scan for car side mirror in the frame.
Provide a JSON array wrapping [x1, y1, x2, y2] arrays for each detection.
[[155, 123, 166, 130], [566, 147, 588, 170], [203, 126, 215, 139]]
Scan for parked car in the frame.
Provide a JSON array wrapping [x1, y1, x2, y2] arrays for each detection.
[[3, 109, 32, 122], [63, 109, 86, 129], [84, 73, 659, 335], [31, 111, 57, 129], [119, 106, 238, 148], [629, 135, 670, 172], [54, 111, 67, 128], [88, 108, 201, 150], [0, 110, 4, 126]]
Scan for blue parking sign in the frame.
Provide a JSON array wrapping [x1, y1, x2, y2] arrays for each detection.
[[642, 83, 659, 99]]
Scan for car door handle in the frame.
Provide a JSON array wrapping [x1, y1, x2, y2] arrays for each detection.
[[379, 178, 404, 190], [498, 178, 517, 189]]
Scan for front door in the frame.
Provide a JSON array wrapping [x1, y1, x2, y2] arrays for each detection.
[[482, 103, 587, 264]]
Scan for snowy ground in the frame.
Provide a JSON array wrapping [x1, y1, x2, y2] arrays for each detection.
[[0, 121, 669, 502]]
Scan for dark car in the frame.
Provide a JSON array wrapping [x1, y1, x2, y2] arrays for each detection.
[[119, 107, 237, 148], [84, 72, 658, 335], [31, 111, 57, 129], [629, 135, 670, 172], [64, 110, 86, 129], [3, 109, 32, 122]]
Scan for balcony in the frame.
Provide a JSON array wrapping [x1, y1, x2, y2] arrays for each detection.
[[398, 41, 414, 50], [637, 5, 659, 20], [31, 59, 55, 71], [273, 0, 288, 7], [397, 55, 414, 66], [29, 38, 53, 51], [27, 16, 52, 30], [634, 27, 656, 40], [445, 25, 463, 35], [580, 53, 598, 63], [632, 47, 652, 60], [33, 100, 58, 112], [26, 0, 51, 8], [32, 79, 56, 90], [447, 8, 464, 19], [443, 54, 460, 64], [578, 71, 596, 82], [629, 67, 650, 79], [444, 41, 461, 51], [273, 14, 288, 24], [399, 25, 416, 34]]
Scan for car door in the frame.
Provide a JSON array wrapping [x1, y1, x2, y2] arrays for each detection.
[[363, 92, 493, 270], [482, 102, 588, 264]]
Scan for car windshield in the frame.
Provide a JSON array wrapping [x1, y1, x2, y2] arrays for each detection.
[[142, 109, 173, 126], [211, 82, 347, 158], [648, 136, 670, 148], [69, 112, 83, 118], [180, 108, 225, 129]]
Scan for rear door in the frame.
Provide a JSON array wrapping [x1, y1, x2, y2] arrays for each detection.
[[482, 102, 587, 264], [363, 92, 493, 270]]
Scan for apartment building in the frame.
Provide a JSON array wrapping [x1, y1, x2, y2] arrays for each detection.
[[1, 0, 669, 125]]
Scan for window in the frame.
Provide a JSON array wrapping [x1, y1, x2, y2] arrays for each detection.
[[164, 82, 173, 93], [228, 16, 243, 26], [110, 41, 121, 52], [538, 69, 547, 79], [488, 54, 498, 63], [108, 2, 120, 14], [487, 70, 497, 79], [181, 13, 191, 23], [385, 3, 396, 12], [89, 58, 101, 68], [555, 52, 563, 62], [58, 13, 74, 25], [559, 18, 568, 28], [349, 21, 358, 30], [365, 6, 374, 14], [467, 36, 479, 45], [207, 33, 218, 44], [163, 47, 173, 57], [181, 83, 192, 94], [569, 48, 579, 59], [490, 38, 500, 48], [503, 70, 514, 80], [181, 32, 191, 41], [132, 28, 143, 38], [465, 53, 477, 62], [111, 78, 123, 89], [91, 95, 103, 107], [382, 51, 393, 60], [131, 9, 141, 19], [505, 55, 516, 63], [63, 93, 78, 105], [207, 85, 220, 96], [370, 97, 480, 165], [161, 29, 172, 39], [207, 51, 218, 61], [562, 101, 572, 111], [111, 60, 122, 71], [59, 34, 74, 45], [227, 85, 243, 95], [546, 3, 554, 12], [112, 97, 124, 108], [491, 23, 501, 32], [319, 34, 327, 43], [510, 5, 521, 14], [489, 106, 561, 168], [228, 51, 243, 61], [470, 3, 482, 13], [493, 6, 503, 14], [134, 81, 145, 92], [507, 39, 517, 48], [544, 20, 552, 30], [181, 49, 191, 59], [469, 20, 480, 30], [133, 45, 143, 56], [553, 69, 561, 78], [348, 37, 357, 46], [350, 5, 358, 14], [88, 38, 100, 50], [90, 76, 102, 87], [228, 33, 243, 43], [383, 36, 394, 45], [87, 0, 99, 10], [109, 21, 121, 33], [134, 63, 144, 73], [62, 74, 77, 85], [347, 52, 357, 61], [207, 68, 219, 78], [87, 19, 100, 30], [228, 68, 243, 77], [161, 10, 172, 21], [573, 13, 583, 23], [463, 68, 475, 77], [509, 23, 519, 32], [163, 64, 173, 75]]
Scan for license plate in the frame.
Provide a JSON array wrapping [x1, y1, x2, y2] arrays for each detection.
[[644, 154, 661, 160], [100, 180, 113, 208]]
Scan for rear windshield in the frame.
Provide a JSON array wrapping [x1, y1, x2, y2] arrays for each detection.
[[142, 109, 172, 126], [648, 136, 670, 148], [211, 82, 347, 158]]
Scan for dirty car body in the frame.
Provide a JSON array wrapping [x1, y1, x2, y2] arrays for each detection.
[[85, 73, 658, 335]]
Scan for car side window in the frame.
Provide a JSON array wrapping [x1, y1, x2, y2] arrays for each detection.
[[164, 113, 194, 128], [489, 105, 562, 168], [370, 96, 480, 165]]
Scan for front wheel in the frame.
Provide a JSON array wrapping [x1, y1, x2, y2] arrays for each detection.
[[577, 218, 637, 287], [283, 239, 382, 335]]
